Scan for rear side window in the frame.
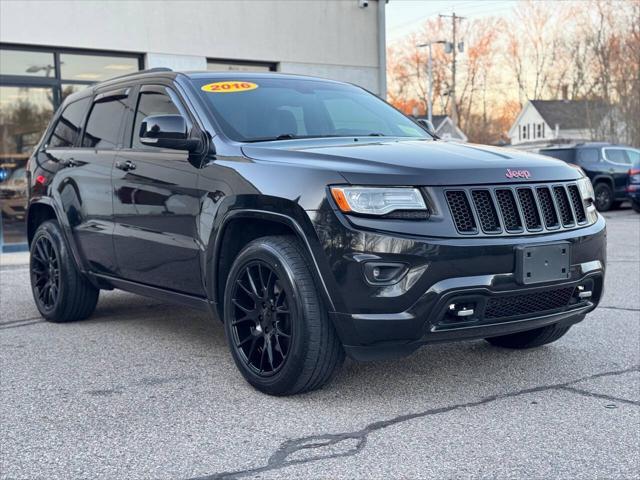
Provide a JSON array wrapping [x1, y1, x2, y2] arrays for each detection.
[[82, 96, 128, 149], [131, 89, 182, 149], [539, 149, 575, 163], [604, 148, 631, 165], [48, 98, 90, 148], [576, 148, 599, 164]]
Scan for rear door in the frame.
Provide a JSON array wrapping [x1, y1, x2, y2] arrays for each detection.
[[44, 90, 128, 274], [112, 83, 204, 295], [602, 147, 632, 199]]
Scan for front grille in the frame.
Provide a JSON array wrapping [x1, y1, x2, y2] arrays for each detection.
[[553, 186, 574, 226], [446, 191, 476, 233], [536, 187, 559, 228], [567, 185, 587, 223], [471, 190, 500, 233], [443, 182, 588, 236], [495, 189, 522, 232], [484, 287, 575, 319], [517, 188, 542, 230]]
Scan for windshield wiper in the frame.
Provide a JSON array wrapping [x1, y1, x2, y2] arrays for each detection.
[[245, 134, 342, 143]]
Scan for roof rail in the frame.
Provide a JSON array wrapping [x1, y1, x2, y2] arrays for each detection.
[[106, 67, 174, 82]]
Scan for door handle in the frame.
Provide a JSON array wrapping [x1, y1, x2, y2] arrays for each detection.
[[115, 160, 136, 172]]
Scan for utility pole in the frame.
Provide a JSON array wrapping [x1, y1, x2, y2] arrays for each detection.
[[417, 40, 446, 124], [439, 12, 465, 125]]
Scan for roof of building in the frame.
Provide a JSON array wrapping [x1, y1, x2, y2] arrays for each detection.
[[531, 100, 610, 130]]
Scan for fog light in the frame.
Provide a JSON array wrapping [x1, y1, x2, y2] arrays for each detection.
[[449, 303, 475, 317], [577, 285, 592, 299], [363, 262, 408, 285]]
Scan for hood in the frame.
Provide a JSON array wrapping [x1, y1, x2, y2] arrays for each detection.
[[241, 138, 582, 186]]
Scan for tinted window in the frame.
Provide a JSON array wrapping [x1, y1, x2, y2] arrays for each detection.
[[82, 96, 128, 148], [195, 77, 428, 142], [605, 148, 631, 165], [49, 98, 90, 148], [539, 149, 575, 163], [131, 89, 181, 149], [576, 148, 599, 164], [625, 149, 640, 167]]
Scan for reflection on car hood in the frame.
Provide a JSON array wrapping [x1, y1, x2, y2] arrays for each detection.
[[242, 138, 582, 185]]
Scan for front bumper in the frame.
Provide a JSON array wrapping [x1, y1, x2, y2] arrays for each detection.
[[309, 211, 606, 361]]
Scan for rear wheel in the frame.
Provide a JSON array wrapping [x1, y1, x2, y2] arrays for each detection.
[[594, 182, 614, 211], [485, 323, 571, 349], [30, 220, 99, 322], [632, 199, 640, 213], [223, 235, 344, 395]]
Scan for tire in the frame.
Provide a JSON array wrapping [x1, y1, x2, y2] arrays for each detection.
[[594, 182, 614, 211], [29, 220, 99, 322], [632, 200, 640, 213], [223, 235, 344, 395], [485, 323, 571, 349]]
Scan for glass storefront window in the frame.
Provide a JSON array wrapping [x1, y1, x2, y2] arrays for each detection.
[[60, 53, 139, 81], [0, 86, 54, 247], [0, 49, 56, 77], [61, 83, 91, 102], [0, 46, 141, 250]]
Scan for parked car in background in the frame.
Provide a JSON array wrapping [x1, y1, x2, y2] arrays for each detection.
[[0, 167, 28, 220], [539, 143, 640, 211], [627, 155, 640, 213]]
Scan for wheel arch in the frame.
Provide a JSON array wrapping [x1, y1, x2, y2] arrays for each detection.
[[208, 209, 339, 321], [26, 198, 87, 276], [591, 175, 614, 190]]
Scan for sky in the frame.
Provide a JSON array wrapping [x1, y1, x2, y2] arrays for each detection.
[[386, 0, 519, 42]]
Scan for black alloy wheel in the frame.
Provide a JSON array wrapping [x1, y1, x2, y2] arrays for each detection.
[[223, 236, 344, 395], [29, 220, 99, 322], [31, 235, 60, 311], [229, 260, 292, 376]]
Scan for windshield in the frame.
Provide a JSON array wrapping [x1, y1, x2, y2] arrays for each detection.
[[194, 77, 429, 142]]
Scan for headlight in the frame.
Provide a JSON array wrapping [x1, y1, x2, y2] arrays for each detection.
[[330, 186, 427, 215], [577, 177, 595, 201]]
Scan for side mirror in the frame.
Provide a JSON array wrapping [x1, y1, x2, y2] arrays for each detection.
[[139, 114, 201, 152], [416, 118, 437, 137]]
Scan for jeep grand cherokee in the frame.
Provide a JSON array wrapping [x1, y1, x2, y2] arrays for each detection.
[[26, 70, 606, 395]]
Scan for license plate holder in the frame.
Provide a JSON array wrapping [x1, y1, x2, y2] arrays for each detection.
[[516, 243, 571, 285]]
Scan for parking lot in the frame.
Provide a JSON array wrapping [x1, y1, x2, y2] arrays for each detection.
[[1, 208, 638, 479]]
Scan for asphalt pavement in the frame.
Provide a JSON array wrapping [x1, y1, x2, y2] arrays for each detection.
[[1, 209, 639, 479]]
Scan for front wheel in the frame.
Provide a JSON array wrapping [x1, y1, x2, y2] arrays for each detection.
[[30, 220, 99, 322], [485, 323, 571, 349], [223, 236, 344, 396]]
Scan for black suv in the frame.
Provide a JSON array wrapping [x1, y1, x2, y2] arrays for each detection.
[[539, 143, 640, 211], [26, 70, 606, 395]]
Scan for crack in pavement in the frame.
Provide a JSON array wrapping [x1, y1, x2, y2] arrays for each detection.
[[0, 318, 45, 330], [560, 386, 640, 406], [191, 365, 640, 480], [598, 306, 640, 313]]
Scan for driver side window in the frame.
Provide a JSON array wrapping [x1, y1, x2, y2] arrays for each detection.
[[131, 88, 181, 149]]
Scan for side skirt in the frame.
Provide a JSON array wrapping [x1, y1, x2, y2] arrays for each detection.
[[90, 273, 214, 314]]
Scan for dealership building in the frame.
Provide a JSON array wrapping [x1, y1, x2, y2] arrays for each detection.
[[0, 0, 386, 251]]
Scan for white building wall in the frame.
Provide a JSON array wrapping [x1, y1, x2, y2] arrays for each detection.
[[0, 0, 382, 93], [509, 103, 552, 146]]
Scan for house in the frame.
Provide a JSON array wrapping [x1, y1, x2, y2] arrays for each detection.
[[415, 115, 468, 142], [508, 100, 613, 150]]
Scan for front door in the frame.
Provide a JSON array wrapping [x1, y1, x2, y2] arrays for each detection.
[[112, 84, 203, 295]]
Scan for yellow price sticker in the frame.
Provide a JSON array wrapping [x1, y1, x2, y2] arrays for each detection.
[[201, 81, 258, 93]]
